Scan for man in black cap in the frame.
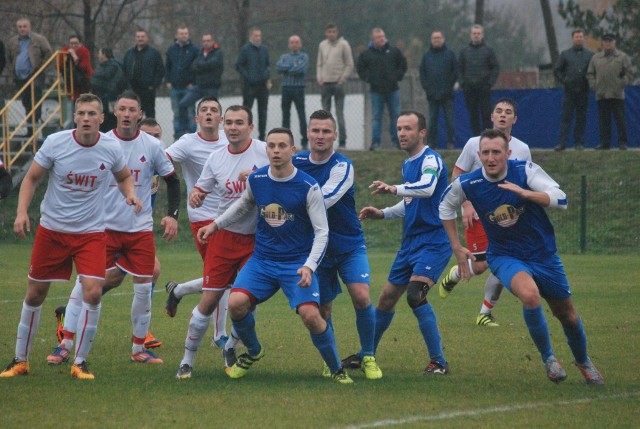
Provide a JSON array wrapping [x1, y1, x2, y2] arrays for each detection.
[[586, 33, 632, 150]]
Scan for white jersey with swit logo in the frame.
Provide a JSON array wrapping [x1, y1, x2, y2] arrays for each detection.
[[195, 139, 268, 235], [33, 129, 126, 233], [166, 131, 228, 222], [103, 130, 175, 232]]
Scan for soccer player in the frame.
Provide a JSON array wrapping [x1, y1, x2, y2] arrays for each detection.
[[164, 97, 233, 352], [293, 110, 381, 380], [198, 127, 353, 384], [175, 105, 269, 379], [344, 111, 452, 375], [1, 93, 141, 380], [439, 98, 531, 327], [439, 128, 604, 385], [47, 92, 180, 366]]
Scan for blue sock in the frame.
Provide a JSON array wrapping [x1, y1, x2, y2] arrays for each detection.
[[231, 312, 261, 357], [523, 305, 553, 363], [371, 308, 394, 355], [356, 304, 375, 357], [562, 317, 588, 364], [413, 303, 446, 365], [151, 282, 155, 299], [326, 316, 333, 330], [311, 323, 341, 373]]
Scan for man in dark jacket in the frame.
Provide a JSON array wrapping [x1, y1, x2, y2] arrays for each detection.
[[90, 48, 125, 132], [236, 28, 270, 141], [458, 25, 500, 136], [357, 28, 407, 150], [179, 33, 224, 114], [165, 27, 198, 139], [419, 31, 457, 149], [123, 29, 165, 119], [553, 29, 594, 151]]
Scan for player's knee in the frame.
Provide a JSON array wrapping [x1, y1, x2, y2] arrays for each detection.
[[406, 280, 429, 309], [228, 291, 252, 319]]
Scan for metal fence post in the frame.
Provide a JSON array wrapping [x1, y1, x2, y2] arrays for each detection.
[[580, 175, 587, 253]]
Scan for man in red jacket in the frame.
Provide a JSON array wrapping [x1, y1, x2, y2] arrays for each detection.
[[59, 35, 94, 100]]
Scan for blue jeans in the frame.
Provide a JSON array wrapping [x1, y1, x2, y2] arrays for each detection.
[[427, 97, 455, 148], [321, 83, 346, 145], [170, 87, 196, 136], [371, 90, 400, 148], [281, 86, 307, 147]]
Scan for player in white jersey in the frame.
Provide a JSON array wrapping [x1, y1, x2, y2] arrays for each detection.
[[164, 97, 233, 350], [175, 105, 269, 379], [439, 98, 532, 327], [1, 94, 141, 380]]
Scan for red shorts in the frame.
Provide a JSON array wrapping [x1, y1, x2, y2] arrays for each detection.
[[106, 230, 155, 277], [29, 225, 106, 281], [464, 220, 489, 255], [203, 229, 255, 291], [190, 220, 213, 261]]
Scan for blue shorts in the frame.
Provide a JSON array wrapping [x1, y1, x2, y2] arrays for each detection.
[[316, 245, 370, 305], [388, 235, 452, 286], [487, 253, 572, 300], [232, 256, 320, 309]]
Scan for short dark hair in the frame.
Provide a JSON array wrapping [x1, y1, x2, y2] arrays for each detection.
[[571, 28, 584, 37], [139, 117, 160, 128], [479, 128, 508, 150], [99, 47, 114, 59], [267, 127, 294, 146], [399, 110, 427, 131], [308, 109, 336, 128], [493, 97, 517, 116], [225, 105, 253, 125], [325, 23, 337, 30], [197, 96, 221, 113], [75, 93, 104, 112], [116, 91, 141, 108]]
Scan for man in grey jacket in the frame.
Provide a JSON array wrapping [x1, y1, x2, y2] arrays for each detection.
[[586, 33, 632, 150], [554, 29, 593, 151]]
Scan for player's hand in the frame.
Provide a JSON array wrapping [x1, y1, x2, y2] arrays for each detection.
[[358, 206, 384, 221], [160, 216, 178, 241], [369, 180, 396, 195], [461, 200, 478, 229], [189, 189, 206, 208], [13, 212, 30, 239], [127, 196, 142, 213], [452, 246, 475, 281], [238, 170, 252, 182], [197, 222, 218, 244], [498, 180, 527, 198], [297, 266, 313, 287]]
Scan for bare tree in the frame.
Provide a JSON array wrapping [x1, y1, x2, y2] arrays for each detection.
[[540, 0, 559, 66], [475, 0, 484, 25]]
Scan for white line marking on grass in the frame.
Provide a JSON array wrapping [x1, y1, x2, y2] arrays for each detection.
[[0, 291, 135, 305], [337, 391, 640, 429]]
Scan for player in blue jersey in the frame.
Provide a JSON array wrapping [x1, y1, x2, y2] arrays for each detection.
[[197, 127, 353, 384], [293, 110, 381, 380], [439, 128, 604, 385], [344, 110, 452, 376]]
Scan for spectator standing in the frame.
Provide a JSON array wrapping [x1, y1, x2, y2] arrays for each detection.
[[357, 28, 407, 151], [6, 18, 52, 136], [165, 26, 199, 139], [90, 48, 126, 132], [419, 30, 457, 149], [587, 33, 632, 150], [236, 28, 270, 141], [123, 29, 165, 119], [317, 24, 353, 148], [276, 35, 309, 148], [58, 35, 93, 101], [179, 33, 224, 110], [458, 24, 500, 136], [554, 29, 594, 151]]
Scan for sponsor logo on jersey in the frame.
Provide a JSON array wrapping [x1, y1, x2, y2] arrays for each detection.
[[260, 203, 294, 227], [224, 179, 247, 198], [140, 155, 146, 163], [486, 204, 525, 227]]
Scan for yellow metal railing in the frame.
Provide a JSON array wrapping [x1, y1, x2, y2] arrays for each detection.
[[0, 50, 75, 170]]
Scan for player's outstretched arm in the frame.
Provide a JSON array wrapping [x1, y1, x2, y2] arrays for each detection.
[[369, 180, 397, 195], [13, 162, 47, 238], [358, 206, 384, 221], [114, 167, 142, 213]]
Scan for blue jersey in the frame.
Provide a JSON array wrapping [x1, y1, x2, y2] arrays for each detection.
[[459, 160, 560, 260], [293, 151, 365, 256], [401, 147, 449, 245], [248, 166, 327, 266]]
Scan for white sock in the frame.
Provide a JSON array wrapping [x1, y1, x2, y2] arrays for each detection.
[[480, 274, 503, 314], [212, 288, 230, 341], [74, 301, 101, 364], [131, 282, 152, 343], [15, 301, 42, 361], [181, 307, 210, 367], [174, 278, 203, 299], [62, 276, 84, 349]]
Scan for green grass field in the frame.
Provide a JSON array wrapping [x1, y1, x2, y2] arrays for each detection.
[[1, 244, 638, 428]]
